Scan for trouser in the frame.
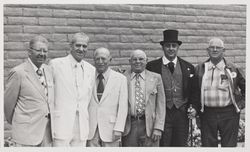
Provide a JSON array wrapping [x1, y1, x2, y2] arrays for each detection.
[[160, 105, 189, 146], [200, 104, 240, 147], [14, 120, 52, 147], [87, 126, 120, 147], [122, 116, 159, 147], [53, 112, 86, 147]]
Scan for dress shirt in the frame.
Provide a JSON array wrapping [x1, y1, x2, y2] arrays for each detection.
[[203, 60, 231, 107], [95, 68, 111, 89], [162, 56, 177, 67]]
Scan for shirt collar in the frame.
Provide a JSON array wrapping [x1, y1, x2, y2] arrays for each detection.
[[96, 67, 111, 81], [69, 54, 84, 68], [207, 60, 225, 71], [131, 70, 145, 80], [28, 58, 43, 72], [162, 56, 177, 65]]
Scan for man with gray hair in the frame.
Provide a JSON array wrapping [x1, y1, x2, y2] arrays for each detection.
[[193, 37, 245, 147], [122, 49, 165, 146], [50, 32, 96, 146], [87, 47, 128, 147], [4, 35, 54, 146]]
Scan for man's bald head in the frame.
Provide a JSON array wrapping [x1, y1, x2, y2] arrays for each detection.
[[94, 47, 112, 73], [129, 49, 148, 73]]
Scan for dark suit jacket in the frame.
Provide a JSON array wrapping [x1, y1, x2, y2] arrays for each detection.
[[146, 57, 198, 109]]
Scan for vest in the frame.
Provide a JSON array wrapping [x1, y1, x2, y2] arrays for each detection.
[[162, 60, 186, 109]]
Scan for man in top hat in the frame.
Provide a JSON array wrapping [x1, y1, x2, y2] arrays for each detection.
[[146, 29, 197, 146]]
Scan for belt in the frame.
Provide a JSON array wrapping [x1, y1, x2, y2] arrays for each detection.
[[131, 115, 145, 121]]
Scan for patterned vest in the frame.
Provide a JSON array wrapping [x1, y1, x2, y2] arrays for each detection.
[[161, 60, 186, 109]]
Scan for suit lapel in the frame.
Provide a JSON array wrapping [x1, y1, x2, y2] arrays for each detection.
[[178, 57, 188, 92], [24, 61, 46, 100], [63, 56, 77, 95], [124, 70, 133, 106], [99, 70, 115, 104]]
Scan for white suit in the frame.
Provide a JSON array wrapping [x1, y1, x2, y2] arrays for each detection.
[[50, 54, 95, 141]]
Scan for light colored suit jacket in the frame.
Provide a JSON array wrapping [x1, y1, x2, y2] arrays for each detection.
[[123, 69, 166, 137], [49, 55, 95, 140], [4, 60, 54, 145], [88, 69, 128, 142]]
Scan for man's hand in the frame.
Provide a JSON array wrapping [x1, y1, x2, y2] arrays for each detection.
[[113, 131, 122, 141], [188, 107, 197, 119], [151, 129, 162, 142]]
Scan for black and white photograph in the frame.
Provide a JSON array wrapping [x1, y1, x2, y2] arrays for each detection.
[[1, 1, 248, 151]]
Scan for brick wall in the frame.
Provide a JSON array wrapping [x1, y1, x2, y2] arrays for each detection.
[[3, 4, 246, 142]]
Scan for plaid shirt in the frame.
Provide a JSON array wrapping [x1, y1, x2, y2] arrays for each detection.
[[203, 60, 231, 107]]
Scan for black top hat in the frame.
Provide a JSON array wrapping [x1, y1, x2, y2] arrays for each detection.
[[160, 29, 182, 46]]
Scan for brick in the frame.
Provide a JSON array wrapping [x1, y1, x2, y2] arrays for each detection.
[[119, 20, 143, 28], [24, 26, 54, 33], [154, 14, 176, 22], [132, 43, 161, 50], [81, 11, 105, 19], [144, 50, 163, 57], [104, 12, 130, 20], [111, 58, 130, 66], [121, 35, 145, 43], [7, 51, 28, 59], [235, 56, 245, 62], [131, 13, 155, 21], [7, 33, 36, 42], [88, 43, 109, 50], [4, 7, 22, 16], [132, 29, 160, 35], [67, 19, 94, 26], [81, 27, 108, 34], [107, 28, 133, 35], [94, 4, 131, 12], [53, 9, 80, 18], [92, 35, 120, 42], [23, 8, 53, 17], [120, 50, 133, 57], [142, 21, 167, 29], [52, 34, 68, 42], [4, 42, 26, 50], [51, 42, 70, 50], [41, 4, 95, 11], [54, 26, 80, 33], [132, 5, 165, 14], [4, 17, 7, 25], [144, 35, 161, 43], [225, 50, 246, 56], [4, 34, 8, 42], [108, 43, 134, 50], [49, 50, 69, 59], [4, 59, 24, 68], [39, 17, 67, 26], [4, 25, 23, 33]]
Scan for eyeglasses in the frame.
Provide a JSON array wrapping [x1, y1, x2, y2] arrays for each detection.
[[131, 58, 146, 62], [29, 48, 48, 53], [208, 46, 224, 51]]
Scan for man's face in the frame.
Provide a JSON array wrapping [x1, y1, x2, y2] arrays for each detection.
[[129, 52, 147, 73], [71, 37, 88, 62], [94, 50, 111, 73], [28, 41, 48, 68], [162, 42, 179, 61], [207, 44, 225, 60]]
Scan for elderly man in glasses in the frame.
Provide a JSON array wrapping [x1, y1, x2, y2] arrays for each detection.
[[4, 35, 54, 147], [193, 38, 245, 147]]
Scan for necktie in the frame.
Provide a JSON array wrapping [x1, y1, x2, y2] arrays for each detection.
[[36, 68, 47, 96], [135, 74, 145, 116], [211, 66, 216, 85], [168, 62, 175, 73], [97, 74, 104, 101]]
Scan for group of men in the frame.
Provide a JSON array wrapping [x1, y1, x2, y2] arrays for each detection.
[[4, 29, 245, 147]]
